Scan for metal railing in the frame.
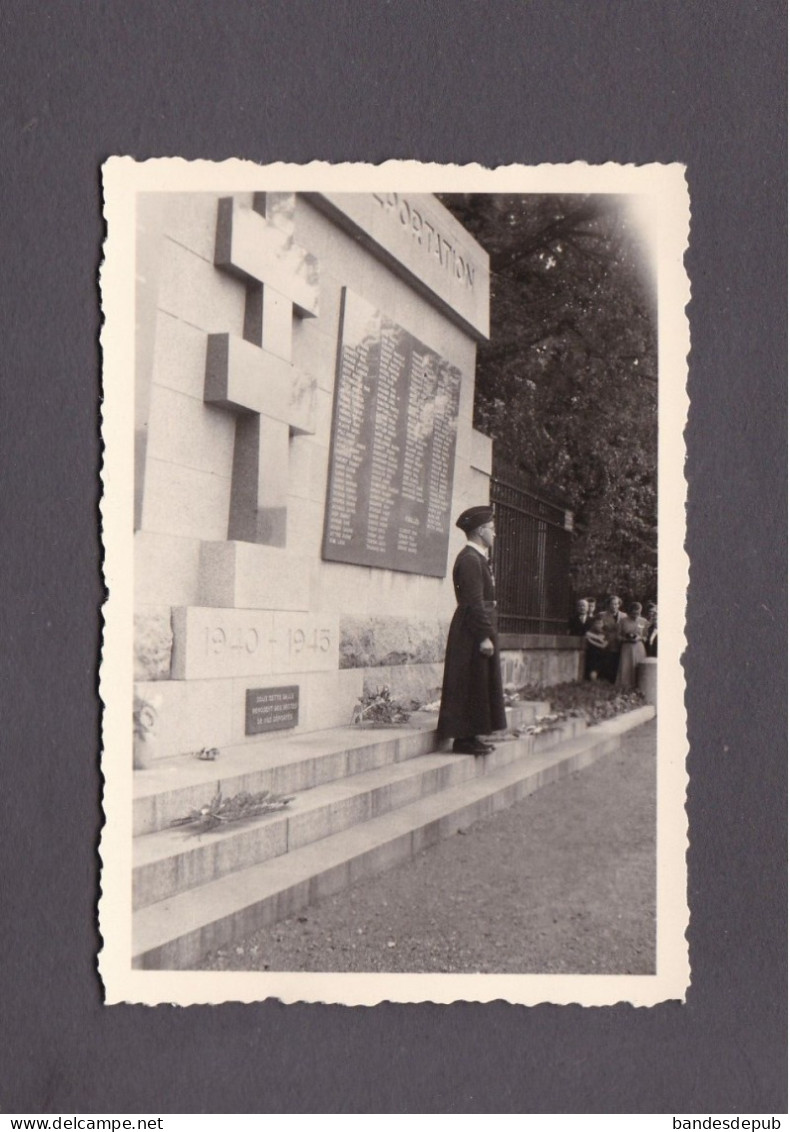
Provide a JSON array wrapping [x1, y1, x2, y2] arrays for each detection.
[[491, 476, 573, 636]]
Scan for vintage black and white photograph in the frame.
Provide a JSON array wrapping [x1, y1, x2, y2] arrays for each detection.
[[99, 159, 689, 1006]]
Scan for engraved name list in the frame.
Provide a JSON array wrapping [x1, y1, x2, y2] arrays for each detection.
[[322, 289, 461, 577]]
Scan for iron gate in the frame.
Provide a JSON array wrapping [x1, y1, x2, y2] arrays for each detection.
[[491, 476, 573, 635]]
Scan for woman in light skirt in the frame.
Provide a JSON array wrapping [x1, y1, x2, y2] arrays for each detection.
[[615, 602, 648, 689]]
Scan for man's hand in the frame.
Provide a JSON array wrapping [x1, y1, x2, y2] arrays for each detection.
[[479, 638, 495, 657]]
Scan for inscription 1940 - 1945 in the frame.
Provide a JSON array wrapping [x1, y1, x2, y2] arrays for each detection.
[[245, 686, 299, 735], [322, 288, 461, 578]]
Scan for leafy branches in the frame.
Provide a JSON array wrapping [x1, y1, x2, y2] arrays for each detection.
[[439, 192, 658, 598], [170, 788, 293, 834]]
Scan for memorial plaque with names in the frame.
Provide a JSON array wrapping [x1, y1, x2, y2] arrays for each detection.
[[322, 289, 461, 576], [245, 686, 299, 734]]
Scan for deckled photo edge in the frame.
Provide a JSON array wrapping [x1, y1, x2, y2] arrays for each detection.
[[99, 159, 690, 1007]]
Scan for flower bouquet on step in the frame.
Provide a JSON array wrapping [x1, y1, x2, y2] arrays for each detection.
[[170, 786, 293, 835], [352, 685, 414, 727]]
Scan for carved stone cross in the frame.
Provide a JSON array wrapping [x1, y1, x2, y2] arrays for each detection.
[[205, 193, 319, 547]]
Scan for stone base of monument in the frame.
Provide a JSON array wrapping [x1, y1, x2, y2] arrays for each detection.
[[132, 703, 656, 970]]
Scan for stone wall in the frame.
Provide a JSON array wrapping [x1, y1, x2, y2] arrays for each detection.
[[500, 636, 583, 689]]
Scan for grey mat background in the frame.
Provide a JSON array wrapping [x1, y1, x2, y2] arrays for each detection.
[[1, 0, 786, 1114]]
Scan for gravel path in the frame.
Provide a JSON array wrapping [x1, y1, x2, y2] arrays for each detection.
[[199, 718, 656, 975]]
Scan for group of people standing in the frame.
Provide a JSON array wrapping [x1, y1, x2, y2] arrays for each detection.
[[569, 594, 658, 689]]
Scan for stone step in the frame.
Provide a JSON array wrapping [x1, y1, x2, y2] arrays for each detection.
[[132, 711, 581, 911], [132, 705, 654, 969], [133, 701, 551, 836], [133, 715, 437, 837]]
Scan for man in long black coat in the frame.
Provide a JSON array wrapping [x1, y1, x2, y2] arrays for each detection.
[[437, 505, 507, 755]]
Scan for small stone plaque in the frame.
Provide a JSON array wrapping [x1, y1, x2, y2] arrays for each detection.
[[245, 685, 299, 734]]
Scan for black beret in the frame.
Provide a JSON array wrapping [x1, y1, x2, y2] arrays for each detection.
[[456, 505, 494, 532]]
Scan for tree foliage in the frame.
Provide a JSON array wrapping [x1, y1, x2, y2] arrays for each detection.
[[439, 193, 658, 600]]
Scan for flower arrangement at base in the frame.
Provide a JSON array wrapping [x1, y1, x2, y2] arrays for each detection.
[[132, 692, 161, 769], [516, 681, 645, 725], [352, 685, 413, 726], [170, 787, 293, 834]]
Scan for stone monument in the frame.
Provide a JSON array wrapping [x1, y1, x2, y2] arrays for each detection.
[[133, 189, 493, 760]]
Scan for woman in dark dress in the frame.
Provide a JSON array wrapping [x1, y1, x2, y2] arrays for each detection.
[[437, 506, 507, 755]]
